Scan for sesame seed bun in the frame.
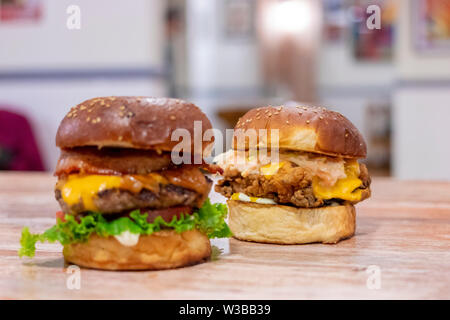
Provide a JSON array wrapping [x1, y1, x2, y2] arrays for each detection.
[[63, 229, 211, 270], [227, 200, 355, 244], [233, 105, 366, 159], [56, 97, 213, 154]]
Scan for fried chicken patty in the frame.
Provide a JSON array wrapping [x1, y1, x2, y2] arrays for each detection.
[[215, 162, 371, 208], [56, 183, 205, 215]]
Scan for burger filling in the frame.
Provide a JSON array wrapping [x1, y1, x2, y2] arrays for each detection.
[[19, 148, 231, 258], [55, 166, 211, 214], [214, 149, 371, 208]]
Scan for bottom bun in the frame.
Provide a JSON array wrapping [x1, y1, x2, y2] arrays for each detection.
[[63, 229, 211, 270], [228, 200, 355, 244]]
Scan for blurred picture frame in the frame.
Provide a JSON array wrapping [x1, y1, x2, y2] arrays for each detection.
[[322, 0, 347, 43], [350, 0, 396, 61], [413, 0, 450, 53], [221, 0, 255, 41]]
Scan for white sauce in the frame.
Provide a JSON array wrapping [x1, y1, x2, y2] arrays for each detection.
[[114, 230, 140, 247], [232, 193, 277, 205]]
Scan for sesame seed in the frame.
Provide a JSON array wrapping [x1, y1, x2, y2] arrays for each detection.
[[88, 109, 92, 113], [96, 117, 101, 122], [345, 133, 349, 138], [127, 112, 133, 117], [120, 106, 125, 110], [306, 120, 310, 124], [80, 105, 86, 110], [303, 107, 308, 110], [277, 106, 282, 111], [86, 117, 90, 122], [118, 136, 123, 141], [286, 120, 289, 124], [319, 116, 324, 120], [268, 113, 272, 117], [170, 115, 176, 120]]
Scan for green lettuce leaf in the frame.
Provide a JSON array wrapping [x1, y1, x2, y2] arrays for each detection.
[[18, 199, 231, 258]]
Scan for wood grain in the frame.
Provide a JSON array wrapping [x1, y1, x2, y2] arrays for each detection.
[[0, 172, 449, 299]]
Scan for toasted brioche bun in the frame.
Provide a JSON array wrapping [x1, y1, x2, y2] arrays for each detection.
[[227, 200, 355, 244], [56, 97, 213, 155], [63, 229, 211, 270], [233, 105, 366, 158]]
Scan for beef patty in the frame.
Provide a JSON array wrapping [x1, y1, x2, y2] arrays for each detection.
[[56, 184, 202, 215], [215, 162, 371, 208]]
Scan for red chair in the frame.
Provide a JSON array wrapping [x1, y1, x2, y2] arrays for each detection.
[[0, 109, 44, 171]]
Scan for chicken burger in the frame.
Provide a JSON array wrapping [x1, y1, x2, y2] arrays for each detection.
[[214, 105, 371, 244]]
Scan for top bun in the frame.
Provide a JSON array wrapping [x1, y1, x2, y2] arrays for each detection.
[[56, 97, 213, 154], [233, 105, 366, 158]]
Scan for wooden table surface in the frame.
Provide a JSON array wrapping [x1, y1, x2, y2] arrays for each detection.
[[0, 172, 449, 300]]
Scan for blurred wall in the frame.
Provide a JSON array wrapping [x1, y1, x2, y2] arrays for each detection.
[[184, 0, 262, 94], [317, 4, 394, 172], [0, 0, 165, 71], [392, 0, 450, 180], [318, 36, 394, 142], [177, 0, 265, 134], [0, 0, 167, 170]]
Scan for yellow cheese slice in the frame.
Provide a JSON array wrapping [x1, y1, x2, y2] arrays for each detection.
[[312, 160, 363, 201], [260, 162, 285, 177], [60, 175, 122, 211]]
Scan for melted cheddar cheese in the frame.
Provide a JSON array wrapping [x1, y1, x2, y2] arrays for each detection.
[[58, 173, 168, 211], [60, 175, 122, 211], [312, 160, 363, 202], [260, 162, 285, 177]]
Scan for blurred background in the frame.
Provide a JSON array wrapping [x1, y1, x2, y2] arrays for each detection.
[[0, 0, 449, 180]]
